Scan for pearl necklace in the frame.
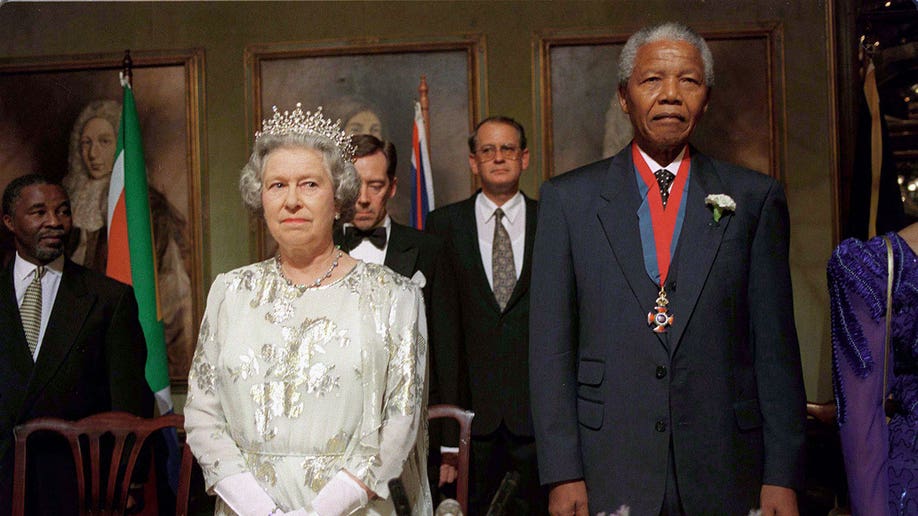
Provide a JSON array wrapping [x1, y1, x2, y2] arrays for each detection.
[[278, 249, 343, 288]]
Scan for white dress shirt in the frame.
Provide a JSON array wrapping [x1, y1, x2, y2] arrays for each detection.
[[475, 191, 525, 289], [344, 215, 390, 265], [637, 145, 687, 194], [13, 252, 64, 360]]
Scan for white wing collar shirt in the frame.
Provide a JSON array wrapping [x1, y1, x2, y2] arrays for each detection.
[[345, 215, 390, 265]]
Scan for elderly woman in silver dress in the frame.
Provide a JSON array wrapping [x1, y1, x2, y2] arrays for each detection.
[[185, 104, 431, 515]]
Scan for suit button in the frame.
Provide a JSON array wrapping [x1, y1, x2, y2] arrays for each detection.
[[655, 420, 667, 432], [655, 366, 667, 379]]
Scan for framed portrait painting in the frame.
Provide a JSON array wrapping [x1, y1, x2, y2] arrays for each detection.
[[536, 24, 785, 180], [0, 49, 206, 386], [246, 35, 486, 258]]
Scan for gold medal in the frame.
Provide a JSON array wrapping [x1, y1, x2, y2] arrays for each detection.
[[647, 287, 674, 333]]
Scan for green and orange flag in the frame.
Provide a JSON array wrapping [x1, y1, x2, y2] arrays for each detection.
[[106, 76, 172, 413]]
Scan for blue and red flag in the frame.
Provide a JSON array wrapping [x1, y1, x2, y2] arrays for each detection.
[[410, 102, 434, 229]]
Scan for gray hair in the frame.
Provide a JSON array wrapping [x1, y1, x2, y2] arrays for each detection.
[[64, 100, 121, 191], [618, 22, 714, 88], [239, 132, 360, 226]]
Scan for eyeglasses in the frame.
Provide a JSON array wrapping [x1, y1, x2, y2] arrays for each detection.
[[474, 144, 523, 162]]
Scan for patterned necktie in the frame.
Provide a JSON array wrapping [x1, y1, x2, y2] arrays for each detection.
[[21, 265, 45, 357], [655, 169, 676, 208], [491, 208, 517, 310]]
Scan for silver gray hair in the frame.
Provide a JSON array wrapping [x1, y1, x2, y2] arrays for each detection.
[[239, 131, 360, 226], [618, 22, 714, 88]]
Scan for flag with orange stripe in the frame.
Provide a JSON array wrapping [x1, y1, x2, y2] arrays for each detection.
[[107, 75, 171, 412]]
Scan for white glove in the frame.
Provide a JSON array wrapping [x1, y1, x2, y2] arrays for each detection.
[[284, 509, 318, 516], [312, 470, 370, 516], [214, 472, 279, 516]]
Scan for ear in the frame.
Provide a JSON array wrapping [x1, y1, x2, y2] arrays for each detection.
[[388, 176, 398, 200], [618, 86, 630, 115], [469, 154, 480, 177], [520, 148, 531, 171], [2, 214, 13, 233]]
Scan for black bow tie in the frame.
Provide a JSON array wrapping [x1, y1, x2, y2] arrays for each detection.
[[345, 226, 387, 250]]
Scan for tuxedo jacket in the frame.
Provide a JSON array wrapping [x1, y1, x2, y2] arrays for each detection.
[[0, 259, 151, 515], [426, 192, 538, 437], [335, 220, 444, 311], [529, 146, 806, 514]]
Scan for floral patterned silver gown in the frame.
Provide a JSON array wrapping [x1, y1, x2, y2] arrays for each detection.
[[185, 259, 432, 515]]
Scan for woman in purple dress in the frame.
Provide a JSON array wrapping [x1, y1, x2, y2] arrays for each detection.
[[828, 223, 918, 515]]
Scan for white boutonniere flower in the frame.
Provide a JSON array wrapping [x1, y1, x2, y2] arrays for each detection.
[[704, 194, 736, 223], [597, 506, 630, 516]]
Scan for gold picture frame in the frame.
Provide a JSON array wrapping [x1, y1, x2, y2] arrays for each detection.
[[0, 49, 207, 387], [535, 23, 785, 180], [245, 35, 486, 259]]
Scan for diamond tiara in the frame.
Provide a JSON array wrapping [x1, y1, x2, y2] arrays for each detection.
[[255, 103, 357, 162]]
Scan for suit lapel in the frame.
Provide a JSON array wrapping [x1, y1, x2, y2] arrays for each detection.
[[384, 223, 419, 278], [598, 149, 663, 338], [456, 195, 503, 313], [0, 262, 34, 407], [503, 195, 536, 311], [26, 261, 93, 403], [667, 151, 731, 353]]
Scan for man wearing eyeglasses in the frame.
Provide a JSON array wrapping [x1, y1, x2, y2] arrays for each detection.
[[426, 116, 545, 514]]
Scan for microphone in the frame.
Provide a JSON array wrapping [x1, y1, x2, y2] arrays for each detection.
[[485, 470, 520, 516], [388, 477, 412, 516], [435, 498, 463, 516]]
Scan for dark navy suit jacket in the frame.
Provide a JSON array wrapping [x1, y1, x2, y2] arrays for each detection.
[[529, 146, 806, 514]]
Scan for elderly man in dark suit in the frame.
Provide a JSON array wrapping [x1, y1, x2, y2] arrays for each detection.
[[530, 22, 806, 515], [0, 174, 151, 515], [427, 116, 545, 514]]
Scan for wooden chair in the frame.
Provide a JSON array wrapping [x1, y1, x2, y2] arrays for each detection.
[[806, 400, 837, 426], [12, 411, 194, 516], [428, 404, 474, 514]]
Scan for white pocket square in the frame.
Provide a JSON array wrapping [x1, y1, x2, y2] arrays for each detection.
[[410, 270, 427, 288]]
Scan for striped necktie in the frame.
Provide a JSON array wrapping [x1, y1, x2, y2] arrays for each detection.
[[21, 265, 45, 357]]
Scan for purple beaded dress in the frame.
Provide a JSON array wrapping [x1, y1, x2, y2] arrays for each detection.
[[829, 233, 918, 515]]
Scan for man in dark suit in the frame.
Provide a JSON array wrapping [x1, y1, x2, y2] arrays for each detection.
[[334, 134, 444, 303], [529, 23, 806, 515], [427, 116, 545, 514], [0, 174, 151, 515]]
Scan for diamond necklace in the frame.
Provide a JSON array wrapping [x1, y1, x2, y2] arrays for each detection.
[[278, 248, 343, 288]]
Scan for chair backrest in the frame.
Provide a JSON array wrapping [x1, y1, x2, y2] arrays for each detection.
[[12, 411, 193, 516], [806, 400, 837, 426], [428, 403, 474, 514]]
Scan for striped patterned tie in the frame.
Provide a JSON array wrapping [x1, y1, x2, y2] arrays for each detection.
[[491, 208, 517, 310], [21, 265, 45, 357]]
